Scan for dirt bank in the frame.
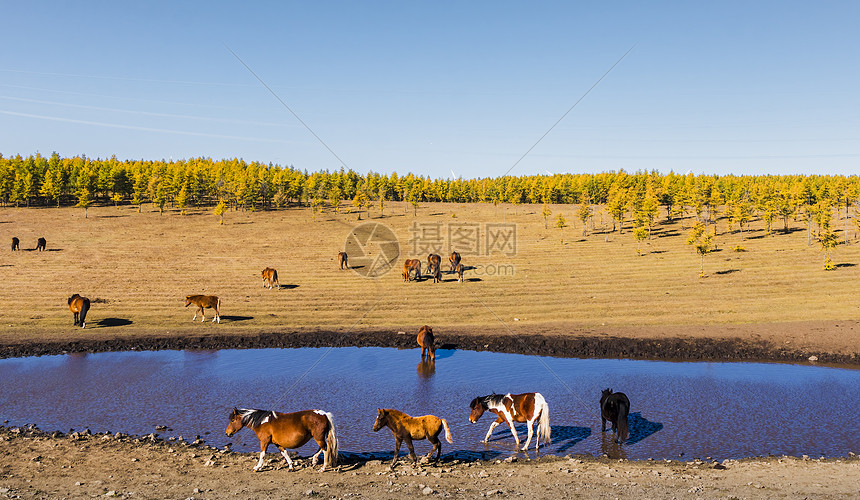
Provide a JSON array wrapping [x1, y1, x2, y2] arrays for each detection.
[[1, 426, 857, 499], [2, 322, 859, 366]]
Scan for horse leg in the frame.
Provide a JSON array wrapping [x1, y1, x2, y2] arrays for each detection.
[[278, 447, 294, 471], [601, 416, 607, 432], [483, 420, 500, 443], [404, 437, 417, 464], [506, 418, 521, 448], [521, 418, 534, 451], [390, 437, 402, 469], [73, 311, 79, 326], [427, 434, 441, 462], [254, 438, 271, 472]]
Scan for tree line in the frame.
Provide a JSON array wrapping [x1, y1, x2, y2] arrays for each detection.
[[1, 153, 858, 231]]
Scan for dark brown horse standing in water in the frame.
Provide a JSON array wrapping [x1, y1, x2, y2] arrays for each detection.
[[427, 254, 442, 283], [469, 392, 551, 451], [36, 237, 46, 251], [338, 252, 348, 270], [449, 251, 461, 272], [402, 259, 421, 281], [226, 408, 338, 472], [68, 294, 90, 328], [372, 408, 452, 468], [600, 389, 630, 444], [11, 237, 19, 251], [185, 295, 221, 323], [261, 267, 279, 289], [417, 325, 435, 360]]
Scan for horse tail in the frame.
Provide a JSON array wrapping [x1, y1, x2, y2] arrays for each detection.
[[79, 298, 90, 328], [617, 401, 629, 444], [536, 393, 551, 445], [324, 412, 339, 468], [441, 418, 453, 444]]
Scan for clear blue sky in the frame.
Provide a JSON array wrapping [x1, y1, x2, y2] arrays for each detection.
[[1, 1, 857, 179]]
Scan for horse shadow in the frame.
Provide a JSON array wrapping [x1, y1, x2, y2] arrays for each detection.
[[220, 315, 254, 322], [465, 278, 483, 282], [715, 268, 741, 275], [95, 318, 133, 328], [836, 263, 856, 268], [551, 425, 592, 453], [626, 412, 663, 444], [278, 284, 299, 290]]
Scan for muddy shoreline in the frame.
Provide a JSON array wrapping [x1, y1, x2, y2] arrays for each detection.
[[2, 330, 858, 365]]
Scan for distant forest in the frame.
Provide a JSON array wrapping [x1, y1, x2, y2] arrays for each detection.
[[1, 153, 858, 233]]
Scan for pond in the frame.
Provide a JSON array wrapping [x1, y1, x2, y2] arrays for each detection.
[[1, 347, 858, 461]]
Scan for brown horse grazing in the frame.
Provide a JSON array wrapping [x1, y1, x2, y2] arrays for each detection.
[[372, 408, 453, 469], [427, 254, 442, 283], [36, 237, 46, 251], [226, 408, 338, 472], [417, 325, 435, 360], [469, 392, 551, 451], [11, 237, 19, 251], [402, 259, 421, 282], [449, 251, 461, 272], [455, 263, 464, 283], [338, 251, 348, 270], [261, 267, 279, 289], [600, 389, 630, 444], [185, 295, 221, 323], [67, 294, 90, 328]]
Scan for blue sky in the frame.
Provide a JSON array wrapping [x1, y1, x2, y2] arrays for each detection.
[[1, 1, 857, 179]]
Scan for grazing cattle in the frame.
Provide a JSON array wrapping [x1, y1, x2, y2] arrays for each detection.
[[11, 237, 19, 251], [226, 408, 338, 472], [372, 408, 452, 469], [67, 294, 90, 328], [469, 392, 551, 451], [417, 325, 435, 360], [427, 254, 442, 283], [36, 237, 46, 251], [261, 267, 279, 289], [449, 251, 461, 272], [402, 259, 421, 282], [455, 263, 464, 283], [600, 389, 630, 444], [338, 252, 348, 270], [185, 295, 221, 323]]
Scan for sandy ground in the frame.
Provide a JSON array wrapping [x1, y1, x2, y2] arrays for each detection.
[[1, 427, 858, 499]]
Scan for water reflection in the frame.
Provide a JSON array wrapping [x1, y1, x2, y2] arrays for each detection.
[[0, 347, 858, 461]]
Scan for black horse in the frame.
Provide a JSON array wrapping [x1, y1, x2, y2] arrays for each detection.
[[600, 388, 630, 444]]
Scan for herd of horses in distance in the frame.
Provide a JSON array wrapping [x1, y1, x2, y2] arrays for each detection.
[[14, 235, 629, 472], [223, 327, 631, 472]]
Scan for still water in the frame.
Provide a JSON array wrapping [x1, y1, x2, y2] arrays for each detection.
[[1, 347, 858, 461]]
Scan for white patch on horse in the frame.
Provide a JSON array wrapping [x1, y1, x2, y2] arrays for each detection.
[[260, 416, 270, 425], [314, 410, 326, 415]]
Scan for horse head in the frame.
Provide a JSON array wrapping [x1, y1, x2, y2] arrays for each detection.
[[372, 409, 388, 432], [468, 397, 487, 423], [600, 388, 613, 405], [225, 407, 243, 437], [67, 294, 80, 305]]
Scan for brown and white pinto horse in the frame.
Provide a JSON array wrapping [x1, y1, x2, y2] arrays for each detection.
[[372, 408, 452, 468], [402, 259, 421, 281], [427, 254, 442, 283], [417, 325, 435, 360], [469, 392, 551, 451], [67, 294, 90, 328], [185, 295, 221, 323], [338, 251, 348, 270], [449, 251, 461, 273], [226, 408, 338, 472], [261, 267, 279, 289]]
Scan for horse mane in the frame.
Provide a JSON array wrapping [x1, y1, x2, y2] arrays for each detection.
[[237, 408, 276, 428], [474, 393, 505, 409], [67, 294, 80, 305]]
